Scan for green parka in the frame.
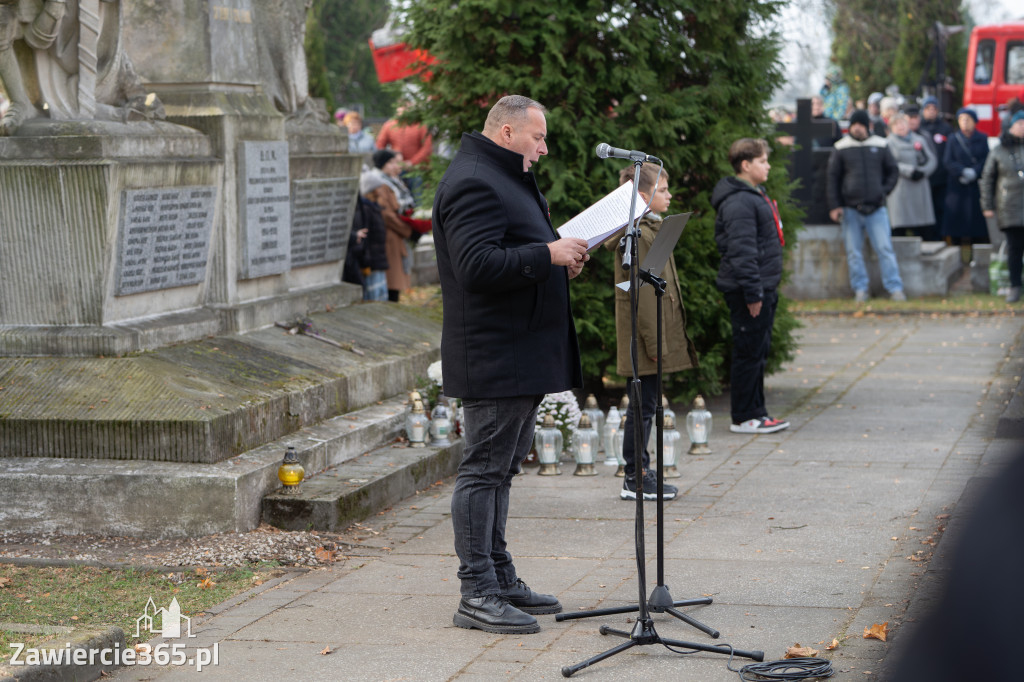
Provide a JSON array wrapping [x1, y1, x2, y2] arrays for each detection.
[[603, 214, 699, 378]]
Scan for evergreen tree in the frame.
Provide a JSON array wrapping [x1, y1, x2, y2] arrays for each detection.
[[305, 1, 333, 112], [892, 0, 966, 104], [401, 0, 801, 402], [830, 0, 902, 102], [316, 0, 398, 119], [830, 0, 967, 105]]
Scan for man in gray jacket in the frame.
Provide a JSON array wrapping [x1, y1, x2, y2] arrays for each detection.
[[827, 109, 906, 302]]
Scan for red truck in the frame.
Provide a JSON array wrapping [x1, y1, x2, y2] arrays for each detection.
[[962, 22, 1024, 137]]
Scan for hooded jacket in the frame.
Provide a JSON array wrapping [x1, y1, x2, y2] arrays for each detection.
[[827, 133, 899, 213], [980, 131, 1024, 229], [711, 176, 784, 302]]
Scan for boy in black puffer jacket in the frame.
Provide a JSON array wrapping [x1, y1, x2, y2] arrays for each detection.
[[711, 138, 789, 435]]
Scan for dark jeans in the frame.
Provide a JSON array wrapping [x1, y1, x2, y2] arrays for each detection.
[[621, 374, 658, 479], [451, 394, 542, 597], [724, 289, 778, 424], [1006, 228, 1024, 288]]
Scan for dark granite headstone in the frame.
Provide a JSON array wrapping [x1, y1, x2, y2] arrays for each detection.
[[290, 178, 359, 267], [239, 141, 291, 279], [115, 186, 217, 296]]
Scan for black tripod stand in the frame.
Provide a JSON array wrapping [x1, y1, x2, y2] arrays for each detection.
[[559, 159, 763, 677]]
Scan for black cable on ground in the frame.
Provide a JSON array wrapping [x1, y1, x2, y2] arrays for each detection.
[[659, 640, 834, 680], [730, 656, 834, 681]]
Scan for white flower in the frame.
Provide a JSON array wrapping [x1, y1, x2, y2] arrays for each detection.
[[536, 391, 582, 440], [427, 361, 443, 387]]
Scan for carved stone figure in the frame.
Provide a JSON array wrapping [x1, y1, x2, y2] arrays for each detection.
[[0, 0, 163, 136], [252, 0, 326, 124]]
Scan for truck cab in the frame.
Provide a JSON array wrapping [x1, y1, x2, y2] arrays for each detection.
[[962, 22, 1024, 137]]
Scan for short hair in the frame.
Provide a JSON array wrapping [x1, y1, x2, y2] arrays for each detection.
[[889, 112, 909, 127], [728, 138, 770, 173], [618, 163, 667, 196], [342, 111, 362, 125], [483, 95, 546, 134]]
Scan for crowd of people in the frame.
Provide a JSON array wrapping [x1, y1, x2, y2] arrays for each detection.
[[337, 104, 433, 304], [803, 67, 1024, 303]]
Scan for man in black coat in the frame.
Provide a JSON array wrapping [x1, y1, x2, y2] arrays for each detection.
[[433, 94, 589, 635]]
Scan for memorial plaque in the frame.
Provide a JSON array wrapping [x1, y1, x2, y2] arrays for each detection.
[[290, 178, 359, 267], [115, 186, 217, 296], [239, 141, 291, 279], [209, 0, 258, 84]]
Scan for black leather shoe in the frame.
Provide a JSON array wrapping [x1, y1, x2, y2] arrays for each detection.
[[499, 578, 562, 615], [453, 595, 540, 634]]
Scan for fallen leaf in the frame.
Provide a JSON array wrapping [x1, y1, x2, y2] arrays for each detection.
[[195, 567, 209, 577], [315, 546, 336, 563], [864, 622, 889, 642], [785, 644, 819, 658], [320, 646, 332, 655], [826, 638, 840, 650], [135, 644, 151, 654], [197, 577, 216, 589], [0, 577, 11, 588]]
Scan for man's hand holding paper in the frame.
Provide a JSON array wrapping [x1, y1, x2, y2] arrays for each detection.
[[556, 181, 651, 251]]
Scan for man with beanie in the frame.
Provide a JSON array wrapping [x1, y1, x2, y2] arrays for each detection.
[[827, 109, 906, 302]]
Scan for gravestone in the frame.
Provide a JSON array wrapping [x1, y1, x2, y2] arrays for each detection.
[[776, 99, 837, 224]]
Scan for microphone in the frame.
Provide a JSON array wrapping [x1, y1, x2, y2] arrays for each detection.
[[595, 142, 661, 164]]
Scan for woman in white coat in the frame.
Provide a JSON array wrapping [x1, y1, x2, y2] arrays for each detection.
[[886, 112, 938, 237]]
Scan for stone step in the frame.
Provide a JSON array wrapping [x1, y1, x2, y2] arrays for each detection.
[[0, 303, 440, 464], [0, 395, 415, 538], [263, 438, 464, 532]]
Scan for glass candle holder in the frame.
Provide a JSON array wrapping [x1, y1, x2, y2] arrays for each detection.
[[535, 414, 563, 475], [572, 413, 599, 476]]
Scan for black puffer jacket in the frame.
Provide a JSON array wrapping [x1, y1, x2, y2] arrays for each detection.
[[711, 177, 784, 303], [980, 132, 1024, 229], [827, 134, 899, 212]]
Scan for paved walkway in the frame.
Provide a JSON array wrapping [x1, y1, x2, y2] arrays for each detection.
[[106, 315, 1023, 681]]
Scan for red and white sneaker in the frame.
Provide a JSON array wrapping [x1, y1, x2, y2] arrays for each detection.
[[731, 416, 790, 434]]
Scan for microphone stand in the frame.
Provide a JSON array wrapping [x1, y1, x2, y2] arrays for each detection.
[[559, 159, 763, 677]]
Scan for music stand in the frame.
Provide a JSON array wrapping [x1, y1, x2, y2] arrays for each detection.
[[558, 172, 763, 677]]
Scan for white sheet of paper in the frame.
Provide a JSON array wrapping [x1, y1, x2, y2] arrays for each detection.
[[556, 182, 650, 251]]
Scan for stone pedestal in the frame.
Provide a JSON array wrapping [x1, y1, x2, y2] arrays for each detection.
[[0, 120, 223, 356], [783, 225, 963, 299]]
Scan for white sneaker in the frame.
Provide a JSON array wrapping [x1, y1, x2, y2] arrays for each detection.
[[730, 416, 790, 434], [890, 290, 907, 301], [854, 290, 869, 303]]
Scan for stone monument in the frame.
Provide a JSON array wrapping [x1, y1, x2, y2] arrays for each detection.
[[0, 0, 362, 356], [0, 1, 429, 538]]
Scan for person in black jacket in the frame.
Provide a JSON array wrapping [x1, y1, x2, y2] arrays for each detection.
[[827, 109, 906, 301], [433, 95, 589, 635], [919, 96, 954, 233], [711, 138, 790, 435]]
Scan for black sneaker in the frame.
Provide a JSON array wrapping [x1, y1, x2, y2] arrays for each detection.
[[621, 472, 677, 500]]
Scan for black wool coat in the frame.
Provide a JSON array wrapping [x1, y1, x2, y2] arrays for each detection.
[[431, 132, 583, 399]]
